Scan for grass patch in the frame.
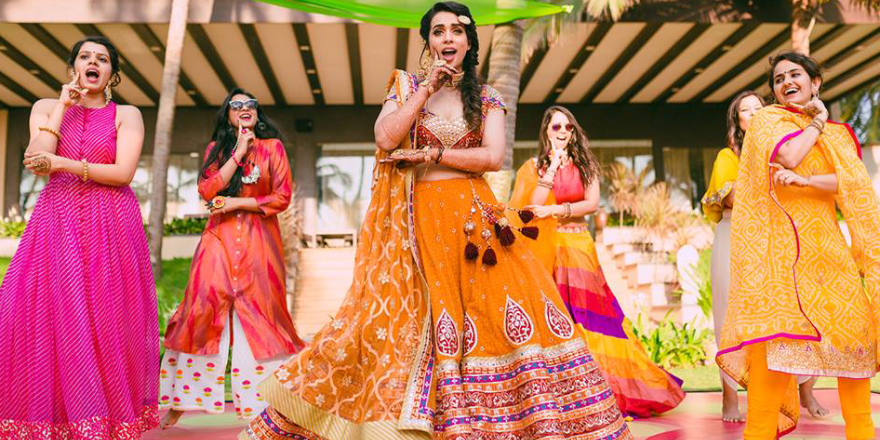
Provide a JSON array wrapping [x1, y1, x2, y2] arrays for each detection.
[[671, 364, 880, 393]]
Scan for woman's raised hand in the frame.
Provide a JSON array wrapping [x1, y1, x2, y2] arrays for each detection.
[[59, 73, 87, 108], [425, 53, 458, 95], [234, 126, 256, 160]]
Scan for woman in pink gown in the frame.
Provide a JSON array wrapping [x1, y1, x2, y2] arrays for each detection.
[[0, 36, 158, 439]]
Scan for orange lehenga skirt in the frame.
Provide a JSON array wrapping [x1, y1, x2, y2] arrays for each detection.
[[242, 177, 631, 440]]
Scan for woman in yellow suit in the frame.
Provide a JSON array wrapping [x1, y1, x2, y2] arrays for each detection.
[[717, 51, 880, 439], [703, 91, 826, 423]]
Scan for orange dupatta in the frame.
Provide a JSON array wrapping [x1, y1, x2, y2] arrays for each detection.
[[716, 105, 880, 435], [255, 70, 432, 440], [508, 159, 558, 273]]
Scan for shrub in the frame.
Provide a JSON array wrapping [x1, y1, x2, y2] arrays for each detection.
[[632, 313, 711, 369]]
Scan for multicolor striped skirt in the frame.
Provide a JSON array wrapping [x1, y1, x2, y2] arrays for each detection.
[[554, 227, 685, 418]]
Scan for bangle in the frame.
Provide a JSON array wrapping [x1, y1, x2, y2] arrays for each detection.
[[563, 202, 572, 219], [39, 126, 61, 141], [232, 155, 243, 167], [809, 119, 825, 134], [81, 158, 89, 182], [435, 147, 446, 164], [537, 179, 554, 189]]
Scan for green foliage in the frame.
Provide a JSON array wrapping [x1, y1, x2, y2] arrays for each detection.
[[696, 248, 713, 320], [604, 212, 635, 227], [162, 217, 208, 235], [0, 221, 26, 238], [631, 313, 711, 369], [156, 258, 193, 337]]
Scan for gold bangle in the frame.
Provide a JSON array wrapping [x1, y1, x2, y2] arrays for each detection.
[[81, 158, 88, 182], [39, 126, 61, 141], [537, 179, 554, 189]]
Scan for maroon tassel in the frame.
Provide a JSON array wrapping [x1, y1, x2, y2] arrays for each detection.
[[499, 226, 516, 246], [520, 226, 539, 239], [518, 210, 535, 224], [464, 241, 479, 260], [493, 222, 502, 235], [482, 247, 497, 266]]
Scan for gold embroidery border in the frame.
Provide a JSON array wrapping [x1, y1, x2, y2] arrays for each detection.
[[252, 375, 432, 440]]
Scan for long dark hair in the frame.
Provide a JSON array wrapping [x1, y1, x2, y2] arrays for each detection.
[[726, 91, 765, 156], [200, 88, 282, 197], [767, 51, 823, 103], [68, 36, 121, 88], [420, 2, 482, 131], [537, 106, 600, 187]]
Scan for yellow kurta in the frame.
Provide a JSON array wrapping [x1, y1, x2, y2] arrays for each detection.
[[701, 148, 738, 224], [717, 105, 880, 435]]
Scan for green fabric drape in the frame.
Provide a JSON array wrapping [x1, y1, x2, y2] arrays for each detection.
[[252, 0, 567, 27]]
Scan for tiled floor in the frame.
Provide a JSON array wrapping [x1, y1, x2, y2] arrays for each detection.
[[146, 390, 880, 439]]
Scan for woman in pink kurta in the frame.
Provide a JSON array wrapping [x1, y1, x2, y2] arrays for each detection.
[[159, 88, 304, 427], [0, 36, 158, 439]]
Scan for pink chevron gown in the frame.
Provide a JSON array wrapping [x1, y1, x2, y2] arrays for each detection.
[[0, 102, 159, 439]]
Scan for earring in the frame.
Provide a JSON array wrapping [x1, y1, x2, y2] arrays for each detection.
[[417, 48, 432, 80], [103, 83, 112, 104]]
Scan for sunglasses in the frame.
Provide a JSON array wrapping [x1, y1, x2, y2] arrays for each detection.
[[229, 99, 258, 111], [550, 123, 574, 132]]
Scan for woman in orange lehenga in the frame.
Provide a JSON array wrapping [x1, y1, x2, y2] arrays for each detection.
[[717, 51, 880, 439], [242, 3, 631, 440], [508, 106, 684, 418]]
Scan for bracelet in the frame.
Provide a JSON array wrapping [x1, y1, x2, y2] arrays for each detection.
[[39, 126, 62, 141], [81, 158, 89, 182], [563, 202, 572, 219], [808, 119, 824, 134], [232, 155, 243, 167], [434, 147, 446, 164], [537, 179, 554, 189]]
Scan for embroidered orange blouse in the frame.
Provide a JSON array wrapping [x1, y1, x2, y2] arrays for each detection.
[[163, 138, 304, 360]]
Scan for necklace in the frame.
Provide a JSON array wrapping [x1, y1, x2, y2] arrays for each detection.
[[241, 158, 260, 184]]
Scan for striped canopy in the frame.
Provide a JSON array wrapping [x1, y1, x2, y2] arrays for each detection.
[[251, 0, 569, 27]]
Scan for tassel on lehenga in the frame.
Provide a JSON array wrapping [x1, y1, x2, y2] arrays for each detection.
[[463, 181, 538, 266]]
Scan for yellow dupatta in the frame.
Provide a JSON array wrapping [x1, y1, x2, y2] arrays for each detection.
[[701, 148, 738, 224], [717, 105, 880, 435], [255, 70, 432, 440], [508, 159, 558, 273]]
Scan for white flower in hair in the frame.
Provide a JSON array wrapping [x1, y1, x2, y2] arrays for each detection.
[[458, 15, 471, 25]]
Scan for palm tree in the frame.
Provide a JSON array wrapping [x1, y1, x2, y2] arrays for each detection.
[[792, 0, 880, 55], [147, 0, 189, 278]]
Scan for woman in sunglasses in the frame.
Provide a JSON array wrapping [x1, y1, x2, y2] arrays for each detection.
[[509, 105, 685, 417], [158, 88, 304, 428]]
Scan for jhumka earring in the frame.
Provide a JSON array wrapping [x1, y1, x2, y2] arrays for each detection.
[[416, 47, 432, 81], [104, 83, 112, 104]]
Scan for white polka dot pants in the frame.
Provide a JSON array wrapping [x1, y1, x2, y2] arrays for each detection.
[[158, 310, 286, 419]]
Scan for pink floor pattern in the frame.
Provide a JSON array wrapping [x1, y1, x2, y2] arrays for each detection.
[[146, 390, 880, 439]]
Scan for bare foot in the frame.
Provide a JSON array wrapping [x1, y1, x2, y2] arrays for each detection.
[[800, 383, 829, 418], [160, 409, 184, 429], [721, 383, 745, 423]]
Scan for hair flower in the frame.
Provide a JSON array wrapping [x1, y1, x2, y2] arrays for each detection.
[[458, 15, 472, 25]]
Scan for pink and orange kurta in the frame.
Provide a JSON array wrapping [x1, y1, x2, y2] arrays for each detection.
[[163, 138, 304, 361]]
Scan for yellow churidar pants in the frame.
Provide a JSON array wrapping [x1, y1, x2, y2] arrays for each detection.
[[744, 343, 874, 440]]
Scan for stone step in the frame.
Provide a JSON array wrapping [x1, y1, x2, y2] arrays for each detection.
[[291, 247, 355, 338]]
